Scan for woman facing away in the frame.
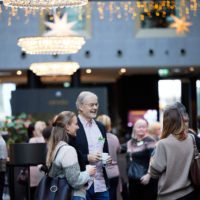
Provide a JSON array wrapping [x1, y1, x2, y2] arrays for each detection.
[[46, 111, 96, 200], [126, 118, 157, 200], [150, 105, 197, 200]]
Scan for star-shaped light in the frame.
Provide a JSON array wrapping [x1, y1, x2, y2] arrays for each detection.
[[170, 15, 192, 35], [43, 13, 78, 36]]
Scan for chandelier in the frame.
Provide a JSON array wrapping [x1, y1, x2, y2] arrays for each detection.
[[18, 36, 85, 55], [3, 0, 88, 9], [29, 62, 80, 76], [17, 13, 86, 55]]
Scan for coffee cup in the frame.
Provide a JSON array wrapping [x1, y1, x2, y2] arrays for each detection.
[[102, 153, 109, 165]]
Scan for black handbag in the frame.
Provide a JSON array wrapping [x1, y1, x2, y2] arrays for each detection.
[[127, 160, 147, 180], [189, 134, 200, 188], [34, 145, 72, 200]]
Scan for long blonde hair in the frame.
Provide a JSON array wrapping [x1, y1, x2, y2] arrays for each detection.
[[46, 111, 76, 167], [131, 119, 148, 139], [161, 106, 187, 140]]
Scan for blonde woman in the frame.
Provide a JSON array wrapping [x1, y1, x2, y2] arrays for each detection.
[[126, 119, 157, 200], [148, 121, 162, 141], [46, 111, 96, 200], [97, 114, 121, 200]]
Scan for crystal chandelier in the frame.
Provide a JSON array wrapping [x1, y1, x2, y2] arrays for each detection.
[[30, 62, 80, 76], [3, 0, 88, 9], [17, 13, 86, 55], [18, 36, 85, 55]]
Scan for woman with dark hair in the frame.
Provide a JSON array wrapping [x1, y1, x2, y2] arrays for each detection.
[[46, 111, 96, 200], [150, 105, 197, 200]]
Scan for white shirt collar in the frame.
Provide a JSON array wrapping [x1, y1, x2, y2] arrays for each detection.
[[78, 114, 95, 127]]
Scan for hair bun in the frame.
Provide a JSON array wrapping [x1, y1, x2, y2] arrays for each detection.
[[52, 122, 64, 128]]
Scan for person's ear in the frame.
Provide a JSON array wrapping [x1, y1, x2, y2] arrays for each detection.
[[65, 125, 69, 132], [79, 104, 84, 112]]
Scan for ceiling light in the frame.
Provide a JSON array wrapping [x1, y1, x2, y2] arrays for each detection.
[[86, 69, 92, 74], [3, 0, 88, 9], [16, 70, 22, 75], [18, 36, 85, 55], [17, 13, 86, 55], [29, 62, 80, 76], [120, 68, 126, 74], [189, 67, 194, 72]]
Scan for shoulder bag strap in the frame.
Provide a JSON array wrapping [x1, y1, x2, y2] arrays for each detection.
[[48, 144, 67, 173], [190, 134, 199, 158], [127, 140, 134, 161]]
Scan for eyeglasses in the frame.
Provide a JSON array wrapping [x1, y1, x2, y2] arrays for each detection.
[[84, 103, 99, 108]]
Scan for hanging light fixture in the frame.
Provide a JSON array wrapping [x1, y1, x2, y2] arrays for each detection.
[[30, 62, 80, 76], [17, 13, 85, 55], [3, 0, 88, 9], [18, 36, 85, 55]]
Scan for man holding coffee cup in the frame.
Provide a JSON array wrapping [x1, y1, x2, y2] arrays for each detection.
[[75, 91, 112, 200]]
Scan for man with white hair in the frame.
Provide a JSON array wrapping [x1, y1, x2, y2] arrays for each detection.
[[74, 91, 110, 200]]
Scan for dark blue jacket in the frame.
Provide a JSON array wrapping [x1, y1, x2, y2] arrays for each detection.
[[75, 117, 109, 165], [71, 117, 109, 187]]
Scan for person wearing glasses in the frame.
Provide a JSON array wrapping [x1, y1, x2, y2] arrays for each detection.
[[72, 91, 111, 200]]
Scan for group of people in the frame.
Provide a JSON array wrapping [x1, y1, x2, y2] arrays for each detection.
[[126, 102, 200, 200], [1, 90, 200, 200], [21, 92, 200, 200], [42, 91, 200, 200], [33, 91, 120, 200]]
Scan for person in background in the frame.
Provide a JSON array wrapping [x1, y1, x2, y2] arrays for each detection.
[[97, 114, 121, 200], [42, 126, 52, 143], [29, 121, 46, 200], [148, 121, 162, 141], [27, 123, 35, 142], [127, 118, 157, 200], [150, 104, 197, 200], [74, 91, 111, 200], [174, 101, 200, 199], [46, 111, 96, 200], [39, 126, 53, 173], [0, 133, 8, 200], [174, 101, 200, 151]]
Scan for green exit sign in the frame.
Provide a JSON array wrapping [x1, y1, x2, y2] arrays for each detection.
[[158, 69, 169, 76]]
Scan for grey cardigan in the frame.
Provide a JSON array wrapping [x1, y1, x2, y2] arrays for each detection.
[[49, 141, 90, 198]]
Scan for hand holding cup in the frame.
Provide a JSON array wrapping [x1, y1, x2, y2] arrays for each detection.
[[102, 153, 112, 165], [88, 152, 102, 163], [86, 165, 96, 176]]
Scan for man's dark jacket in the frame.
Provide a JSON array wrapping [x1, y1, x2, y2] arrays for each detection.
[[69, 117, 109, 185]]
